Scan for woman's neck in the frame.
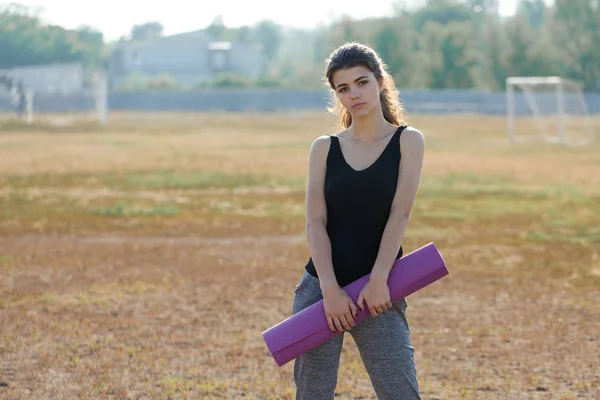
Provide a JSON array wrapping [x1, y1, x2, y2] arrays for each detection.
[[349, 113, 395, 143]]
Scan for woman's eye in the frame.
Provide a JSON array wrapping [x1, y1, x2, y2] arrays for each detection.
[[338, 82, 366, 92]]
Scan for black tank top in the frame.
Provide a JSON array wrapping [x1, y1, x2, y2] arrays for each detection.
[[305, 125, 406, 287]]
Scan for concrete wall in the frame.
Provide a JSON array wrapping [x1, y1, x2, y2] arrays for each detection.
[[1, 89, 600, 115]]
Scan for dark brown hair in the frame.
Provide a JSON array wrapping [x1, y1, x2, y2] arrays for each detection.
[[324, 42, 407, 129]]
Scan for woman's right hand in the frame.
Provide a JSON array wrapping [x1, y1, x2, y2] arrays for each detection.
[[321, 283, 358, 333]]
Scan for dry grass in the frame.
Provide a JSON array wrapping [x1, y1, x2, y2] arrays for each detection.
[[0, 111, 599, 399]]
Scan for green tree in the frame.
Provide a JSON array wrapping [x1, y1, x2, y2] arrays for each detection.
[[517, 0, 547, 30], [484, 19, 509, 90], [254, 20, 283, 62], [503, 14, 556, 79], [322, 15, 363, 58], [375, 26, 400, 74], [550, 0, 600, 89], [0, 4, 105, 68], [212, 72, 253, 88], [130, 22, 163, 42], [74, 26, 106, 67], [412, 0, 472, 32], [205, 15, 226, 40], [370, 17, 417, 88], [420, 21, 480, 88]]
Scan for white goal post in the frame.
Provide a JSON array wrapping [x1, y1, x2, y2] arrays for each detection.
[[506, 76, 595, 145], [94, 72, 108, 126]]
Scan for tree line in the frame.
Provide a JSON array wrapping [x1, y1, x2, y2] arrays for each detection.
[[1, 1, 599, 91]]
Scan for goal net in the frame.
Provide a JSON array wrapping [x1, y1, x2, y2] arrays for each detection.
[[34, 71, 108, 126], [0, 63, 108, 126], [506, 76, 595, 145], [0, 75, 34, 123]]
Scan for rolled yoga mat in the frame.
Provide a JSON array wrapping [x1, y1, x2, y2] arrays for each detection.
[[262, 242, 449, 367]]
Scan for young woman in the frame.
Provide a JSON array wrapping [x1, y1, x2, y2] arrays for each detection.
[[292, 42, 425, 399]]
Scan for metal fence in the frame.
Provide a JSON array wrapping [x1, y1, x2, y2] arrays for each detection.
[[2, 89, 600, 115]]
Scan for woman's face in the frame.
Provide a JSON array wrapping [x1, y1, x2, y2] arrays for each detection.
[[331, 65, 382, 117]]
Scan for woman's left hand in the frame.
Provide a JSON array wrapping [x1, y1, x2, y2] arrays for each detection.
[[356, 274, 392, 317]]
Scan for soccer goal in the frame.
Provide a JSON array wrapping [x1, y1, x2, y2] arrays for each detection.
[[34, 71, 108, 126], [1, 64, 108, 126], [506, 76, 595, 145]]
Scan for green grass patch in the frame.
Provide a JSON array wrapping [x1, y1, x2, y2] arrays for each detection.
[[523, 226, 600, 244], [1, 170, 307, 191], [0, 173, 101, 189], [0, 119, 106, 133], [110, 171, 288, 190], [1, 171, 598, 244], [101, 170, 307, 191], [90, 202, 179, 217], [420, 172, 591, 201], [417, 173, 598, 220], [0, 254, 11, 270]]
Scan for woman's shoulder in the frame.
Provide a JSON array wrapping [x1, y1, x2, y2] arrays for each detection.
[[311, 126, 351, 144], [399, 126, 425, 150], [308, 134, 334, 158], [311, 133, 334, 146]]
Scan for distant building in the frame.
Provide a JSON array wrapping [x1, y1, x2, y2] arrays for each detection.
[[108, 30, 263, 89]]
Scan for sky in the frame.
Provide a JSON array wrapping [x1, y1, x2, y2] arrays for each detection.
[[13, 0, 523, 42]]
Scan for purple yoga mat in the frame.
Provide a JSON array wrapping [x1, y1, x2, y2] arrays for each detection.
[[262, 242, 449, 367]]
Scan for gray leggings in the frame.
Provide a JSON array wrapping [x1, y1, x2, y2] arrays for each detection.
[[292, 270, 421, 400]]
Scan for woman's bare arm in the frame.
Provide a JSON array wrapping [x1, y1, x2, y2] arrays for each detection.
[[304, 135, 337, 290], [370, 127, 425, 280]]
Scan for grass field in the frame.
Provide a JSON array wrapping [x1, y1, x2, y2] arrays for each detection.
[[0, 112, 599, 399]]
